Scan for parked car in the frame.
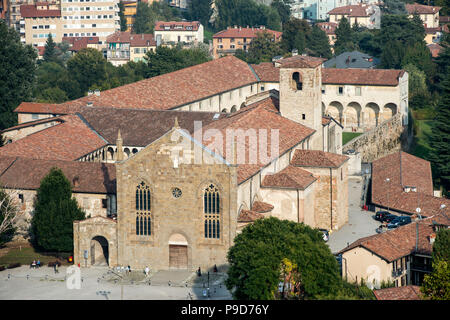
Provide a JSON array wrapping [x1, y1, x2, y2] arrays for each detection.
[[375, 211, 397, 222], [387, 216, 412, 229], [319, 229, 329, 242], [383, 214, 399, 223]]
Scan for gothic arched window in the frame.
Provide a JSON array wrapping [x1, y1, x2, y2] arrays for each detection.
[[204, 184, 220, 239], [136, 182, 151, 236]]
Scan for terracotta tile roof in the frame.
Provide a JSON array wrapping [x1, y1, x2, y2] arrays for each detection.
[[1, 117, 64, 133], [275, 55, 326, 68], [406, 3, 441, 15], [427, 43, 443, 58], [14, 102, 80, 115], [20, 4, 60, 18], [322, 68, 405, 86], [154, 21, 201, 32], [374, 286, 422, 300], [201, 96, 315, 184], [251, 201, 274, 213], [0, 115, 106, 161], [237, 209, 264, 222], [213, 26, 282, 40], [77, 107, 228, 147], [106, 31, 156, 47], [0, 157, 115, 194], [261, 165, 316, 190], [316, 22, 338, 35], [440, 16, 450, 23], [251, 62, 279, 82], [340, 212, 450, 261], [371, 151, 450, 216], [291, 149, 349, 168], [425, 27, 441, 34], [0, 156, 17, 176], [62, 37, 99, 52], [328, 4, 372, 17], [28, 56, 258, 113]]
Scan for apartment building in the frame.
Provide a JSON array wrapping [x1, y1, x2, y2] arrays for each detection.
[[154, 20, 203, 46], [122, 0, 136, 31], [106, 31, 156, 65], [60, 0, 120, 45], [212, 26, 282, 59], [20, 2, 63, 50], [328, 3, 381, 29]]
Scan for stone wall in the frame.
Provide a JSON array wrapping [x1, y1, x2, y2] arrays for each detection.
[[342, 112, 405, 163]]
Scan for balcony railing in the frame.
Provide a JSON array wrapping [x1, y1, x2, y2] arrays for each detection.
[[410, 264, 432, 273], [107, 51, 130, 59]]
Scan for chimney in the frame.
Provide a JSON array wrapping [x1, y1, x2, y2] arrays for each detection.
[[292, 48, 298, 56], [88, 90, 93, 96], [86, 101, 93, 107], [94, 89, 100, 96], [116, 129, 124, 162]]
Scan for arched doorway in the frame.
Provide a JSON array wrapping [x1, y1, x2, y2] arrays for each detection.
[[230, 105, 237, 113], [345, 102, 362, 129], [382, 103, 397, 121], [90, 236, 109, 266], [365, 102, 380, 128], [326, 101, 344, 124], [168, 233, 188, 269]]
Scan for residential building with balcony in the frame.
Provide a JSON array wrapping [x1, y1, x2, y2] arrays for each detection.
[[20, 2, 62, 55], [106, 31, 156, 66], [60, 0, 120, 46], [212, 26, 282, 60], [153, 20, 203, 47], [328, 3, 381, 29]]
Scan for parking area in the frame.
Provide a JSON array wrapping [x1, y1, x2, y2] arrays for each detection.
[[0, 266, 232, 300], [327, 176, 381, 254]]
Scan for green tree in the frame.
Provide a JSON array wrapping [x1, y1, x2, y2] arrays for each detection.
[[402, 41, 435, 82], [118, 1, 128, 32], [380, 0, 407, 14], [428, 68, 450, 196], [39, 87, 69, 103], [67, 48, 107, 95], [334, 17, 357, 55], [306, 25, 332, 59], [281, 18, 311, 53], [271, 0, 293, 26], [432, 229, 450, 262], [187, 0, 213, 27], [421, 259, 450, 300], [403, 63, 431, 109], [0, 20, 37, 130], [240, 31, 284, 63], [226, 217, 342, 299], [0, 189, 18, 245], [31, 168, 85, 252], [214, 0, 281, 32], [43, 33, 57, 62], [133, 1, 153, 34], [144, 45, 210, 78], [380, 39, 405, 69]]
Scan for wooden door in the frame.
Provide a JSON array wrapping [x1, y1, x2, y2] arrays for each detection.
[[169, 245, 188, 269]]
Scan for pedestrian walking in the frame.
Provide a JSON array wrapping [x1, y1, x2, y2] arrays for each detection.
[[54, 262, 59, 274], [144, 266, 149, 277]]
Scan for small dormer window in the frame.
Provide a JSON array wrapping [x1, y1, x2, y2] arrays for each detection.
[[292, 72, 302, 91]]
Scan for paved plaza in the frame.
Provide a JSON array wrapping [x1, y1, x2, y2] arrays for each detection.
[[0, 266, 232, 300]]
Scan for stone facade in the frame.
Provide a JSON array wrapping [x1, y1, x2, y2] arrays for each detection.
[[342, 113, 405, 163], [74, 127, 238, 270]]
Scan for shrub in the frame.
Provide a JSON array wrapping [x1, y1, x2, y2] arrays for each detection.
[[7, 263, 21, 269]]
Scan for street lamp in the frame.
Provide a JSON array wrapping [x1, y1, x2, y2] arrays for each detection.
[[385, 178, 390, 213]]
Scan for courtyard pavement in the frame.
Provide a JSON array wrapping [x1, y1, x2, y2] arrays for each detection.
[[327, 176, 381, 254], [0, 266, 232, 300]]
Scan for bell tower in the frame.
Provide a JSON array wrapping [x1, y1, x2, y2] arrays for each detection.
[[277, 55, 324, 150]]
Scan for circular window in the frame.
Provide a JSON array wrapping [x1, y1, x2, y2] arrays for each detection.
[[172, 187, 182, 198]]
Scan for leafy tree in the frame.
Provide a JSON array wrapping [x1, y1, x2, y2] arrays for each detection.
[[238, 31, 284, 63], [39, 87, 69, 103], [134, 1, 180, 34], [214, 0, 281, 32], [187, 0, 213, 27], [281, 18, 310, 53], [356, 30, 382, 58], [0, 20, 37, 130], [380, 39, 405, 69], [118, 1, 128, 31], [271, 0, 293, 26], [226, 217, 342, 299], [43, 33, 57, 63], [334, 17, 357, 55], [402, 41, 435, 82], [0, 189, 19, 245], [432, 229, 450, 262], [380, 0, 407, 14], [435, 0, 450, 15], [306, 25, 332, 59], [403, 63, 431, 109], [67, 48, 107, 95], [421, 259, 450, 300], [31, 168, 85, 252], [428, 68, 450, 196], [144, 45, 210, 78]]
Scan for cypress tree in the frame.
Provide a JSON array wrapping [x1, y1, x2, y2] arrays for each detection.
[[43, 33, 57, 62], [31, 168, 85, 252], [333, 17, 357, 55]]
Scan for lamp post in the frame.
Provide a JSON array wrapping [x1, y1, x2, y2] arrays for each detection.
[[385, 178, 390, 213]]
